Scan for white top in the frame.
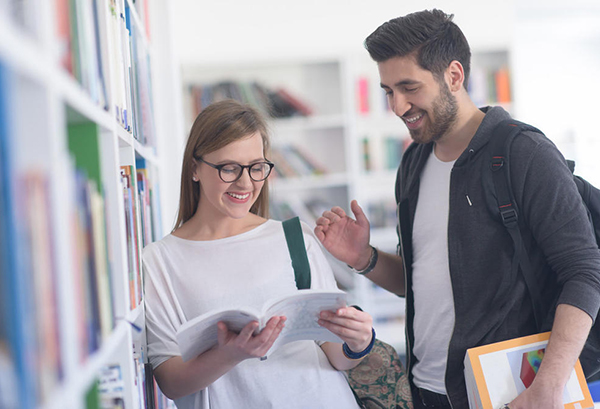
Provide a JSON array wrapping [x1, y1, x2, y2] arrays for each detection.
[[411, 151, 456, 394], [143, 219, 359, 409]]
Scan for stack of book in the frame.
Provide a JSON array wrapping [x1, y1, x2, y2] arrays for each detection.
[[189, 81, 313, 119]]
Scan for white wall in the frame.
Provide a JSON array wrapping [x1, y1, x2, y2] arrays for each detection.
[[512, 1, 600, 185], [170, 0, 516, 65]]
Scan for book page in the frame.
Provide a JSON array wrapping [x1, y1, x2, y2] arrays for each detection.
[[263, 290, 347, 355], [177, 309, 259, 362]]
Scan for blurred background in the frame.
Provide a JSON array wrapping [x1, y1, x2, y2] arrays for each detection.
[[0, 0, 599, 407]]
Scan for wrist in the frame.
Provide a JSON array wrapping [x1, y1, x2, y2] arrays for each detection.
[[348, 246, 378, 275], [342, 328, 376, 360]]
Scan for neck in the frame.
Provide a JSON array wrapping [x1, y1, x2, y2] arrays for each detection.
[[434, 94, 484, 162], [175, 207, 264, 241]]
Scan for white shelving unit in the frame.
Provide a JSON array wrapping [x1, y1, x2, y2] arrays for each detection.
[[0, 1, 181, 408]]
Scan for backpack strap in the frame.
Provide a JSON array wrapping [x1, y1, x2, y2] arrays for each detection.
[[488, 119, 545, 328], [282, 217, 311, 290]]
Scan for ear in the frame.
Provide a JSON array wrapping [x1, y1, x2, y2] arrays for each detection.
[[191, 159, 199, 182], [446, 60, 465, 92]]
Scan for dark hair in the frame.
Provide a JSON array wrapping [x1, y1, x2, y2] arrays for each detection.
[[364, 9, 472, 88], [173, 99, 271, 231]]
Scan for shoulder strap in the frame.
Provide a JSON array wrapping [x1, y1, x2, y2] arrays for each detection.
[[282, 217, 311, 290], [488, 119, 545, 328]]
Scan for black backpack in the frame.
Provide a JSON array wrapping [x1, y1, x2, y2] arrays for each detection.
[[484, 119, 600, 379]]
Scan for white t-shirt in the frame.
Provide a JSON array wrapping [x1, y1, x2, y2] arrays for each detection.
[[143, 219, 359, 409], [411, 151, 456, 394]]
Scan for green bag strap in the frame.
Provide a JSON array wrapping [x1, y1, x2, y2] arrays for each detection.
[[282, 217, 311, 290]]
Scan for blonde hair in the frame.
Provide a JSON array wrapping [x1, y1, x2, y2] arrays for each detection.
[[173, 100, 271, 231]]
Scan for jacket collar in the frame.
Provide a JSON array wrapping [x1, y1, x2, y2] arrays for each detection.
[[454, 106, 512, 167]]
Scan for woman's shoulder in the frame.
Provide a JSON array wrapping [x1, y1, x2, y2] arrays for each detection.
[[142, 234, 178, 260]]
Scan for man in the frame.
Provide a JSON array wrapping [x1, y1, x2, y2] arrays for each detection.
[[315, 9, 600, 409]]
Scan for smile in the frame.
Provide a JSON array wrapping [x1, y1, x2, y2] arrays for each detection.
[[227, 192, 250, 200], [404, 113, 423, 123]]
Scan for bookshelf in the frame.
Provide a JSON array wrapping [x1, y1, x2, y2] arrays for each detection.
[[0, 1, 180, 408], [180, 50, 513, 354]]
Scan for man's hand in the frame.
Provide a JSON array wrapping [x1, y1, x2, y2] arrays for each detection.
[[314, 200, 371, 268], [505, 380, 562, 409]]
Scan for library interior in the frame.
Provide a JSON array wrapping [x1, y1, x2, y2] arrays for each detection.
[[0, 0, 599, 408]]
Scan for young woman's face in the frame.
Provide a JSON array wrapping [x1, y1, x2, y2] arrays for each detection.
[[194, 131, 267, 221]]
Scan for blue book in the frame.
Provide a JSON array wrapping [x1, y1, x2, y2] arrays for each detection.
[[0, 62, 37, 409]]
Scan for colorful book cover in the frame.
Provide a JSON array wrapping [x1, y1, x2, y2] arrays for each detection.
[[464, 332, 593, 409]]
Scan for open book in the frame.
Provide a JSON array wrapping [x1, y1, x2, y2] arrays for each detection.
[[176, 289, 347, 362], [464, 332, 594, 409]]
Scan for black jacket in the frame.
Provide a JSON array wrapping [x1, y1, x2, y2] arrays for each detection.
[[395, 106, 600, 408]]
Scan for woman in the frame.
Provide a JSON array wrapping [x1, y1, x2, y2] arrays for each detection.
[[143, 99, 374, 408]]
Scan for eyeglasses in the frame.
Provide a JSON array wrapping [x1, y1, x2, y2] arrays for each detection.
[[196, 157, 275, 183]]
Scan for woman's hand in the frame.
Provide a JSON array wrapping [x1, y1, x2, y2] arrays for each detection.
[[318, 306, 373, 353], [216, 316, 286, 362]]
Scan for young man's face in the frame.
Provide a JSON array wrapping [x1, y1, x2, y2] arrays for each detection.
[[378, 55, 458, 144]]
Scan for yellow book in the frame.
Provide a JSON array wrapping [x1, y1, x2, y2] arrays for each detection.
[[464, 332, 593, 409]]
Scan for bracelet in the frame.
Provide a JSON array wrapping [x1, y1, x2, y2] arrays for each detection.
[[342, 328, 376, 360], [348, 246, 378, 275]]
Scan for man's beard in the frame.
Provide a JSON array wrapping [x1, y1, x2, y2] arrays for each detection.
[[409, 82, 458, 144]]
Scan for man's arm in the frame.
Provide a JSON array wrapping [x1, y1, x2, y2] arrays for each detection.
[[358, 248, 405, 296], [508, 304, 593, 409]]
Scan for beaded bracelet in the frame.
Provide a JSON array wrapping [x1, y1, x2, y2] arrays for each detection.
[[342, 328, 376, 360]]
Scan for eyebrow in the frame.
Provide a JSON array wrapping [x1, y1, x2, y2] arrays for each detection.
[[214, 157, 266, 165], [380, 79, 421, 89]]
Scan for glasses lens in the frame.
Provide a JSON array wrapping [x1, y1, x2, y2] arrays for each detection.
[[249, 162, 272, 181], [219, 163, 243, 182]]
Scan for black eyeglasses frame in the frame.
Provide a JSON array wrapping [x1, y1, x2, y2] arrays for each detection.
[[195, 157, 275, 183]]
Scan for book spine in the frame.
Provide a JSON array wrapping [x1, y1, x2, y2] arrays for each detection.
[[357, 76, 369, 114]]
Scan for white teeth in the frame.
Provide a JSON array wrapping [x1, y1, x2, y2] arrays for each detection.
[[405, 113, 423, 123], [228, 192, 250, 200]]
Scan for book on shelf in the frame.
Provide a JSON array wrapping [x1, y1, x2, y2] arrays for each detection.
[[361, 137, 371, 171], [494, 66, 511, 104], [68, 122, 116, 352], [23, 173, 63, 399], [177, 289, 347, 362], [357, 76, 370, 114], [188, 81, 312, 119], [136, 158, 163, 240], [468, 64, 512, 107], [98, 364, 125, 409], [120, 165, 143, 310], [59, 0, 108, 109], [123, 4, 156, 146], [464, 332, 593, 409], [270, 144, 328, 178], [0, 64, 30, 409], [274, 87, 313, 116]]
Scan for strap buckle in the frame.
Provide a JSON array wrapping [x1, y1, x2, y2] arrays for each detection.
[[500, 207, 518, 226], [491, 156, 505, 172]]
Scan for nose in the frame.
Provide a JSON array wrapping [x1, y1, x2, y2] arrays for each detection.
[[391, 93, 411, 118], [235, 167, 254, 187]]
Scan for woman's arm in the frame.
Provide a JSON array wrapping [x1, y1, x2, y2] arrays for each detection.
[[154, 316, 286, 400]]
